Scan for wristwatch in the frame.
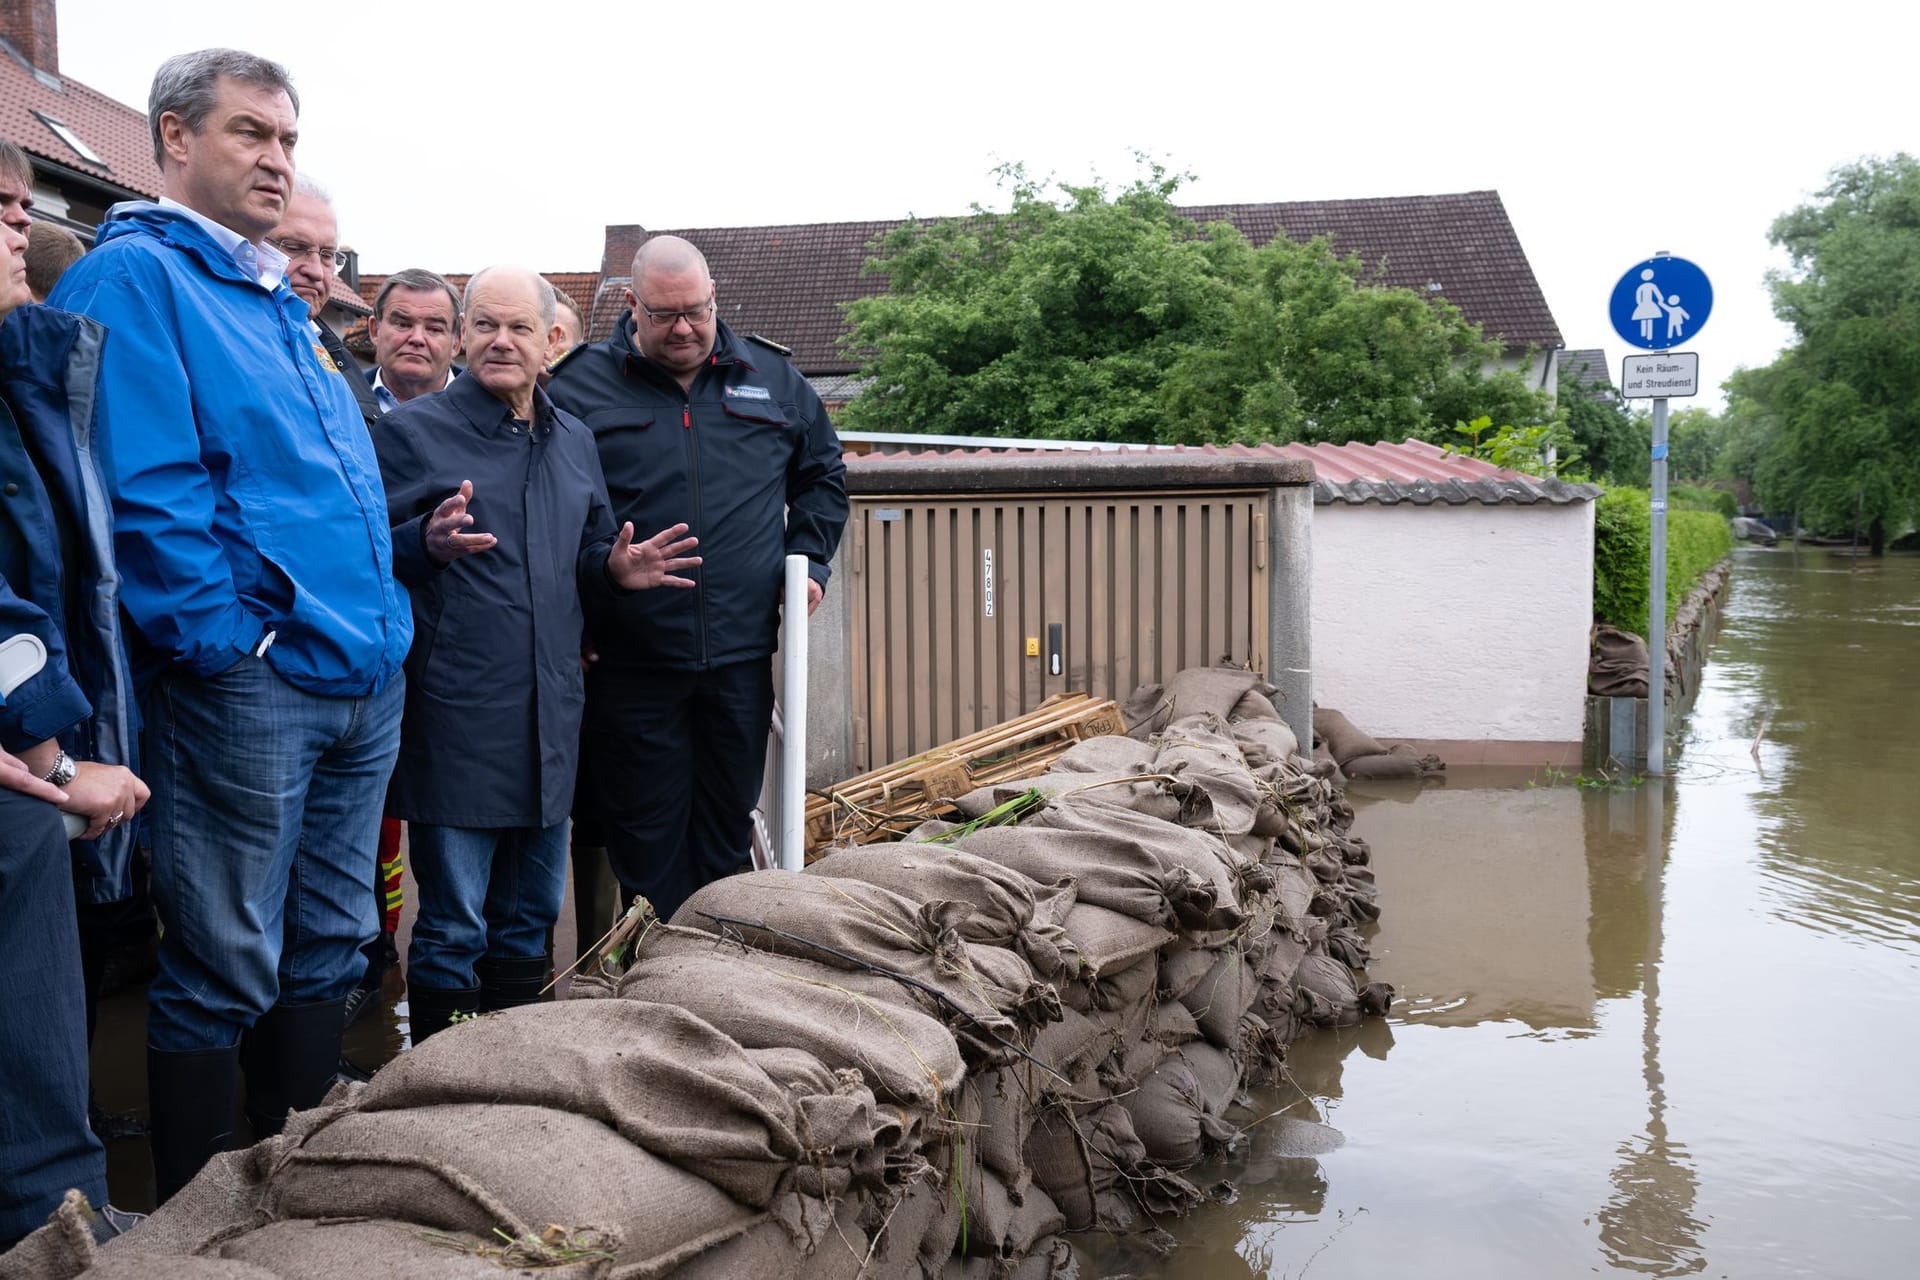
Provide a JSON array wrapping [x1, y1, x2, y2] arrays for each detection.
[[42, 748, 76, 787]]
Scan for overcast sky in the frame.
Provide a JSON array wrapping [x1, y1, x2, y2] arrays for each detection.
[[59, 0, 1915, 412]]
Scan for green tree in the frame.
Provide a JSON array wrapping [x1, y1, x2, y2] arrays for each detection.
[[1555, 352, 1649, 485], [1666, 406, 1728, 483], [838, 163, 1553, 444], [1737, 153, 1920, 551]]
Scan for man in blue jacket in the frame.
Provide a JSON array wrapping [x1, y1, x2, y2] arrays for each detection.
[[49, 49, 411, 1203], [0, 136, 148, 1248], [547, 235, 847, 923], [377, 266, 698, 1038]]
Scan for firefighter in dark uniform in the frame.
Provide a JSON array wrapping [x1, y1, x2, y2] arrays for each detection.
[[547, 235, 847, 923]]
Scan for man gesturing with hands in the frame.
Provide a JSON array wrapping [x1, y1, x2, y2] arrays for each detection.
[[376, 266, 696, 1038]]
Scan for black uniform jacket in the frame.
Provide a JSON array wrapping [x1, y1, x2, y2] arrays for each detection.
[[376, 374, 624, 828], [546, 317, 848, 671]]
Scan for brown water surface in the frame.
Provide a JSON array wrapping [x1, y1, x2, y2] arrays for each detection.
[[1088, 547, 1920, 1279]]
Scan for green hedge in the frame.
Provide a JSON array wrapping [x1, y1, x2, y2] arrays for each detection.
[[1593, 487, 1734, 638], [1669, 483, 1739, 519]]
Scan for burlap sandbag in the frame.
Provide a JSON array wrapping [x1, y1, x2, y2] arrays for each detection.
[[670, 1193, 869, 1280], [214, 1218, 612, 1279], [617, 947, 965, 1111], [259, 1104, 759, 1276], [1342, 749, 1434, 780], [1147, 996, 1201, 1048], [74, 1257, 279, 1279], [1312, 707, 1387, 768], [638, 924, 1027, 1071], [951, 771, 1182, 827], [954, 1166, 1064, 1262], [1022, 799, 1249, 931], [1151, 716, 1264, 837], [1291, 952, 1363, 1028], [1589, 623, 1650, 698], [973, 1064, 1040, 1197], [1179, 1040, 1244, 1117], [1156, 944, 1217, 1003], [954, 825, 1186, 929], [803, 843, 1079, 979], [0, 1189, 94, 1280], [1125, 667, 1264, 738], [1060, 942, 1157, 1017], [1024, 1102, 1203, 1234], [352, 998, 882, 1207], [100, 1145, 274, 1259], [1028, 1007, 1108, 1077], [1176, 945, 1263, 1047], [1048, 734, 1156, 775], [1231, 718, 1301, 771], [1056, 902, 1170, 981], [1117, 1050, 1240, 1169]]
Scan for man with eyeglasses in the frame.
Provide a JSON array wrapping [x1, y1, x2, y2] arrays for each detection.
[[271, 176, 380, 427], [547, 234, 846, 924], [50, 48, 410, 1203]]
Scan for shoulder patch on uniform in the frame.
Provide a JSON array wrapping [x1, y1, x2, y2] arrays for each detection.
[[745, 333, 793, 358], [724, 384, 773, 401], [546, 342, 591, 380]]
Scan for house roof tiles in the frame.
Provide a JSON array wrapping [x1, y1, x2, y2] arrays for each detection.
[[0, 38, 160, 199]]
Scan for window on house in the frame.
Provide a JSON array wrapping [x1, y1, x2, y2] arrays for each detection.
[[33, 112, 108, 168]]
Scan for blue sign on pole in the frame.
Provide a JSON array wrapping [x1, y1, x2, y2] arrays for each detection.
[[1609, 256, 1713, 350]]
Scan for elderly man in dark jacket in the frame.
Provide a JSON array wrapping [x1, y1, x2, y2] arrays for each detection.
[[376, 265, 697, 1039]]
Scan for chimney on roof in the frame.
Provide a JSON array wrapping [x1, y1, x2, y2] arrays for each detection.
[[0, 0, 57, 76]]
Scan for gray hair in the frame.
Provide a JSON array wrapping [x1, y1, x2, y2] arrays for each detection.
[[293, 172, 331, 205], [149, 49, 299, 168], [373, 268, 460, 325], [464, 266, 556, 330]]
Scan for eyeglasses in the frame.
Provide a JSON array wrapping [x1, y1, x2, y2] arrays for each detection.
[[268, 239, 348, 271], [637, 296, 715, 329]]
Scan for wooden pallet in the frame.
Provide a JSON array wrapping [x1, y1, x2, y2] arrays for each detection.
[[805, 692, 1125, 857]]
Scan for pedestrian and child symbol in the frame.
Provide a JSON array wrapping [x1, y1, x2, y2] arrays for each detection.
[[1609, 256, 1713, 351], [1629, 268, 1690, 343]]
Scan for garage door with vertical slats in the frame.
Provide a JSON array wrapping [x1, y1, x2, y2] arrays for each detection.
[[847, 490, 1270, 770]]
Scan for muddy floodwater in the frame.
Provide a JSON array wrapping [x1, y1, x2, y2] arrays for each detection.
[[1093, 547, 1920, 1278]]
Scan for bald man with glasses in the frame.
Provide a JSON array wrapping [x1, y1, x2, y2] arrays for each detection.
[[546, 234, 846, 924]]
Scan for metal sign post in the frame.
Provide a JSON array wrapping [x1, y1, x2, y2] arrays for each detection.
[[1609, 253, 1714, 776], [779, 555, 810, 871]]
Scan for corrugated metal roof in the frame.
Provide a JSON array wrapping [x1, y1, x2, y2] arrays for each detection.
[[842, 436, 1599, 507]]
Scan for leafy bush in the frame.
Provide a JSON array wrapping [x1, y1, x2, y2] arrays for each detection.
[[1593, 487, 1734, 637], [1669, 483, 1738, 519]]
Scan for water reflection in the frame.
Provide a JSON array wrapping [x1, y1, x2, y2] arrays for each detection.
[[1133, 549, 1920, 1279]]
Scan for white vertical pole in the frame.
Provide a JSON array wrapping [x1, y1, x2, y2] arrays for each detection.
[[780, 555, 810, 871], [1648, 395, 1669, 776]]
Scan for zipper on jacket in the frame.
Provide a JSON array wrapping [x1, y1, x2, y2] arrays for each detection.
[[681, 388, 709, 667]]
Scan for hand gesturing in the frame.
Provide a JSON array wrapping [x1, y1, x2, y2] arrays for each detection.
[[608, 522, 701, 591], [425, 480, 498, 565]]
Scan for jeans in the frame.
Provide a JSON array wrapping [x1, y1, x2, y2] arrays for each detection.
[[0, 788, 106, 1245], [583, 658, 774, 923], [407, 820, 569, 990], [143, 658, 403, 1052]]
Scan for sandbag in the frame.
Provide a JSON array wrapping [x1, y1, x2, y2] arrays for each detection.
[[1291, 952, 1363, 1028], [215, 1218, 613, 1279], [0, 1190, 94, 1280], [352, 998, 881, 1208], [1009, 801, 1248, 931], [259, 1103, 760, 1277], [973, 1064, 1039, 1196], [1048, 734, 1156, 774], [952, 771, 1183, 827], [954, 1167, 1065, 1262], [1311, 707, 1387, 768], [1176, 945, 1263, 1047], [670, 1194, 869, 1280], [1151, 717, 1264, 837], [1589, 623, 1650, 698], [803, 843, 1079, 978], [669, 875, 1039, 1054], [1059, 944, 1157, 1016], [955, 825, 1186, 929], [1118, 1051, 1240, 1169], [1342, 748, 1442, 780], [1056, 902, 1170, 982], [618, 947, 965, 1111]]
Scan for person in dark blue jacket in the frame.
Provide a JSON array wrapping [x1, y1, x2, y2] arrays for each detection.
[[47, 49, 412, 1203], [376, 266, 698, 1038], [547, 235, 847, 923], [0, 136, 147, 1250]]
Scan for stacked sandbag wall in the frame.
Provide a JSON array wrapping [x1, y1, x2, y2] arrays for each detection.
[[17, 667, 1390, 1280]]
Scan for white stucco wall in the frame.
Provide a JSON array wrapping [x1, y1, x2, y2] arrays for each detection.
[[1311, 500, 1595, 742]]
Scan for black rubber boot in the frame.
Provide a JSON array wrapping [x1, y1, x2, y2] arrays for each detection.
[[408, 984, 481, 1045], [240, 997, 348, 1138], [147, 1043, 238, 1205], [475, 953, 551, 1013]]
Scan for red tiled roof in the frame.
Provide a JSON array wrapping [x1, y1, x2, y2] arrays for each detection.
[[326, 273, 368, 315], [0, 42, 160, 200], [843, 436, 1598, 507], [600, 190, 1562, 376]]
